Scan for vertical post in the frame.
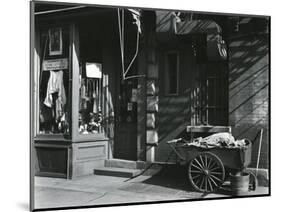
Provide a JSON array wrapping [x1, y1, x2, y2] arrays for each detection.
[[214, 77, 217, 124], [137, 50, 147, 161], [206, 78, 209, 125], [144, 11, 158, 162], [70, 24, 80, 141], [30, 1, 35, 211], [146, 49, 159, 162]]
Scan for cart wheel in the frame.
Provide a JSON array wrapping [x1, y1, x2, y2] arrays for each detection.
[[188, 152, 225, 193]]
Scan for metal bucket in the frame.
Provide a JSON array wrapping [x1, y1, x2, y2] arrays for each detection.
[[230, 172, 250, 195]]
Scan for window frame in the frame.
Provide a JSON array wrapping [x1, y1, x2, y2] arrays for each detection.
[[34, 24, 72, 139], [192, 63, 228, 126]]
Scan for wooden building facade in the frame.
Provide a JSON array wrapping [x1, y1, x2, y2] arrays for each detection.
[[31, 2, 269, 179]]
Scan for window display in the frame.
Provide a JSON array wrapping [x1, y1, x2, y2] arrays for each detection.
[[79, 62, 104, 134], [38, 27, 70, 135]]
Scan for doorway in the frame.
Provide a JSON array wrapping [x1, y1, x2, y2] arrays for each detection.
[[114, 78, 138, 161]]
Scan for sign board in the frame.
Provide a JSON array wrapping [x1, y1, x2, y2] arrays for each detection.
[[127, 102, 133, 111], [131, 89, 138, 102], [43, 58, 68, 71], [86, 63, 102, 78]]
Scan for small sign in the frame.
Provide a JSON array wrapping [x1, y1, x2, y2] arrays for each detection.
[[131, 89, 138, 102], [127, 102, 133, 111], [43, 58, 68, 71], [86, 63, 102, 78]]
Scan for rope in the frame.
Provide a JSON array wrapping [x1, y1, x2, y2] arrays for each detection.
[[117, 9, 125, 77], [123, 74, 145, 80], [117, 8, 143, 81], [123, 29, 140, 77]]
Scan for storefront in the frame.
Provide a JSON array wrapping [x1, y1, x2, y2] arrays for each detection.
[[31, 3, 269, 179]]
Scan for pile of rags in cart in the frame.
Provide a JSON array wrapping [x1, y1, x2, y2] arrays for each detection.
[[188, 133, 247, 148]]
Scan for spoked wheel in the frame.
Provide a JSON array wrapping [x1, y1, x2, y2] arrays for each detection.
[[188, 152, 225, 193]]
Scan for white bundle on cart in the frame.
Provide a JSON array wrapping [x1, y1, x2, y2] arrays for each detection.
[[189, 132, 247, 148]]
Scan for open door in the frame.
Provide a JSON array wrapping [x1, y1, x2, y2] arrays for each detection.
[[114, 78, 138, 161]]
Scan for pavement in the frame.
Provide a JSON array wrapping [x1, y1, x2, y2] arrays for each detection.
[[34, 165, 269, 210]]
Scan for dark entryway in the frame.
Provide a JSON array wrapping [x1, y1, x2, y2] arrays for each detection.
[[114, 78, 138, 160]]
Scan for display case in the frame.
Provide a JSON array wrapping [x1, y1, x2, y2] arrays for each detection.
[[33, 22, 112, 178]]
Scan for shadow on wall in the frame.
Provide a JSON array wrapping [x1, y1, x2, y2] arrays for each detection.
[[228, 33, 269, 169], [155, 95, 191, 162]]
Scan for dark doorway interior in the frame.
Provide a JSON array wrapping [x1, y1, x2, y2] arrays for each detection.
[[114, 73, 138, 161]]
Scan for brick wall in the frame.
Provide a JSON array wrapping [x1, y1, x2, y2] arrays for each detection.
[[228, 34, 269, 169]]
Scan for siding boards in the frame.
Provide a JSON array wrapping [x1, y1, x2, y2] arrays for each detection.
[[155, 47, 194, 162], [228, 34, 269, 169]]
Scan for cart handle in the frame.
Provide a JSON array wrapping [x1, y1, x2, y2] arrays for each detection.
[[166, 138, 186, 161]]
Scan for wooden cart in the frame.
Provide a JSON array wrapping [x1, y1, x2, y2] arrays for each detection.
[[167, 138, 252, 193]]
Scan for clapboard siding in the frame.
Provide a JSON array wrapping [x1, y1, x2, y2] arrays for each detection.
[[228, 34, 269, 169]]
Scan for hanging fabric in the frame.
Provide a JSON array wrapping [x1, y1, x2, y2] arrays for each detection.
[[44, 70, 66, 120], [44, 70, 66, 108], [81, 79, 86, 99], [92, 79, 98, 113], [128, 9, 142, 33]]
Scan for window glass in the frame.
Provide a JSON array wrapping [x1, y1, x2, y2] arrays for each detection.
[[38, 27, 70, 134], [78, 62, 104, 134]]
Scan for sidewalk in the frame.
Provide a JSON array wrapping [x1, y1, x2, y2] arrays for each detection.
[[34, 165, 269, 210]]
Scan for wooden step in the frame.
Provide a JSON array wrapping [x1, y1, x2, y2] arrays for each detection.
[[94, 167, 143, 178], [105, 159, 147, 169]]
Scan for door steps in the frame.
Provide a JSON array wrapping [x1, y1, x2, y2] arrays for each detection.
[[94, 167, 142, 178], [104, 159, 148, 169], [94, 159, 161, 178]]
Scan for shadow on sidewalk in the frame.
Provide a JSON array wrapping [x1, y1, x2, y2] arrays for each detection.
[[141, 164, 233, 196]]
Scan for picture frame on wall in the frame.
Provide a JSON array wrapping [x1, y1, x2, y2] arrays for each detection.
[[48, 27, 62, 56]]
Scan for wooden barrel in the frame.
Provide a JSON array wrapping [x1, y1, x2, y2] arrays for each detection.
[[230, 172, 250, 195]]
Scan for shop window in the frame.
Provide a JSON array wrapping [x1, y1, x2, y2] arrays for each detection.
[[164, 52, 179, 95], [38, 26, 70, 135], [79, 63, 104, 134]]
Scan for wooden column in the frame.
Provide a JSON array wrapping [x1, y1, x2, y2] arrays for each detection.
[[146, 48, 159, 162], [137, 50, 147, 161], [142, 11, 159, 162], [70, 24, 79, 140]]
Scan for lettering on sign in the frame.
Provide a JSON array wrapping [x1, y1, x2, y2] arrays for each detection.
[[43, 58, 68, 71]]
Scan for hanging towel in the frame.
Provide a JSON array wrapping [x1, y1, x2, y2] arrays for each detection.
[[92, 79, 98, 113], [44, 70, 66, 116], [81, 79, 86, 99]]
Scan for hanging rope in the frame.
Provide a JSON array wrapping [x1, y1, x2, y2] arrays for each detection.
[[117, 8, 145, 80], [123, 26, 139, 77], [117, 8, 125, 77]]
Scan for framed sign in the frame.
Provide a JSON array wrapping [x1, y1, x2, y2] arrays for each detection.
[[49, 27, 63, 56], [42, 58, 68, 71]]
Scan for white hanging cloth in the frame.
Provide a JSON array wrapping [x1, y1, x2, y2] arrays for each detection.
[[44, 70, 66, 117]]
